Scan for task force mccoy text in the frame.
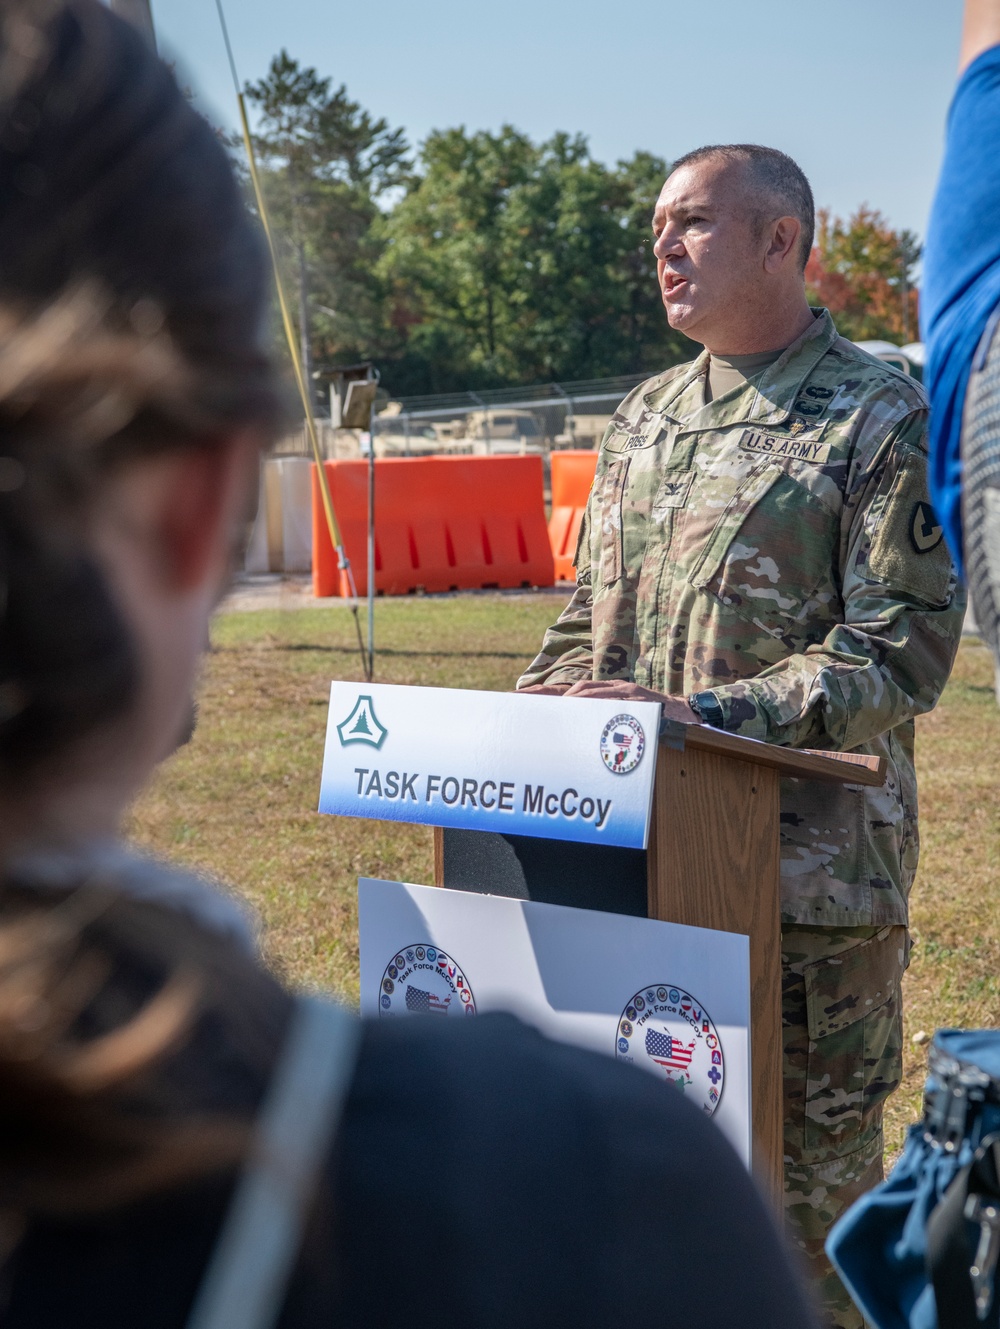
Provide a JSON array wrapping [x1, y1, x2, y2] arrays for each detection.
[[351, 767, 614, 829]]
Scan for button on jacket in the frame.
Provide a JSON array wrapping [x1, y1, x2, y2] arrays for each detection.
[[519, 311, 965, 927]]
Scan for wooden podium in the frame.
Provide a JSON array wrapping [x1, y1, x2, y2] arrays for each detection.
[[435, 720, 885, 1204]]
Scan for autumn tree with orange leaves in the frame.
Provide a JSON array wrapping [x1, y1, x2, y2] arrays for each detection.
[[806, 206, 921, 344]]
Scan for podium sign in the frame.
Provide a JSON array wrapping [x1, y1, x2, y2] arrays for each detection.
[[317, 679, 885, 1203], [319, 683, 661, 849], [359, 877, 752, 1164]]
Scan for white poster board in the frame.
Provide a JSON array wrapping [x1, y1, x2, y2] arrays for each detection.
[[319, 683, 661, 850], [359, 878, 752, 1165]]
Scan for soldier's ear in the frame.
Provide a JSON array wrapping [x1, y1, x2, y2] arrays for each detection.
[[763, 215, 801, 273]]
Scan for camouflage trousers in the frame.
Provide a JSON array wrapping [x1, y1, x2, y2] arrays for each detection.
[[782, 924, 909, 1329]]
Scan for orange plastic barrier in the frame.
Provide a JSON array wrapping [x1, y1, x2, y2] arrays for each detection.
[[548, 449, 598, 582], [312, 456, 555, 597]]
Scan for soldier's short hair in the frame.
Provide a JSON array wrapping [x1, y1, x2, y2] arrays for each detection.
[[668, 144, 815, 272]]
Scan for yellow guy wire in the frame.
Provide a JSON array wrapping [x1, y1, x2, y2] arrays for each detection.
[[214, 0, 370, 675]]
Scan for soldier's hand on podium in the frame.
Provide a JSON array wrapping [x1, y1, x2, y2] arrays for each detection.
[[562, 679, 697, 724]]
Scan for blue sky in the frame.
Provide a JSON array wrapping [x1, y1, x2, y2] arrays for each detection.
[[152, 0, 961, 240]]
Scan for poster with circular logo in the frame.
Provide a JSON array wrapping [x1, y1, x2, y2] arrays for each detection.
[[599, 713, 646, 775], [379, 945, 476, 1018], [615, 984, 724, 1115]]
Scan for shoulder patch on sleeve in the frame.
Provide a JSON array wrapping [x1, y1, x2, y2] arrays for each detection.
[[909, 501, 944, 554], [868, 453, 953, 604]]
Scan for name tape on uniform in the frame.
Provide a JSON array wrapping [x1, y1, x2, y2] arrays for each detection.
[[318, 683, 661, 849], [738, 427, 829, 464]]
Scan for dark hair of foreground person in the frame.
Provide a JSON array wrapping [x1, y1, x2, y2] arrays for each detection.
[[0, 3, 818, 1325]]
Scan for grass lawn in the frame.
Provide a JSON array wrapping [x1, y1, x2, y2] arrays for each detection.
[[128, 595, 560, 998], [128, 595, 1000, 1154]]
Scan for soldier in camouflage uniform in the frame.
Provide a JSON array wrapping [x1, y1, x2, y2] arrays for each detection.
[[518, 145, 964, 1327]]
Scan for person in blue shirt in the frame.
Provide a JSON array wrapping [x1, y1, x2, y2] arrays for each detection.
[[823, 14, 1000, 1325], [923, 0, 1000, 669]]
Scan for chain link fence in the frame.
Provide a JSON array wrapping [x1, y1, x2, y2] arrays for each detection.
[[274, 373, 652, 462], [370, 374, 649, 459], [274, 343, 925, 462]]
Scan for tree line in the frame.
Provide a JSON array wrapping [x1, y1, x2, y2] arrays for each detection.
[[246, 52, 923, 401]]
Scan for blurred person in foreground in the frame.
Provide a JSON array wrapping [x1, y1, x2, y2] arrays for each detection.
[[518, 144, 966, 1327], [923, 0, 1000, 676], [0, 2, 818, 1326]]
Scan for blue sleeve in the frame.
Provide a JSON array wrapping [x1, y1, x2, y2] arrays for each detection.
[[922, 44, 1000, 577]]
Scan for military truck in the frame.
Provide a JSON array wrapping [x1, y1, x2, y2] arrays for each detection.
[[463, 408, 545, 454]]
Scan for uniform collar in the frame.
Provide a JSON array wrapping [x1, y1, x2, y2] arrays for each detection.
[[643, 309, 839, 432]]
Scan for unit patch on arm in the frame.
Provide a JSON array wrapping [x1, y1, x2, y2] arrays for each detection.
[[910, 500, 944, 553]]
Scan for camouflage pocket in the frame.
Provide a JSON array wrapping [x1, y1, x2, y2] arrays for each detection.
[[803, 925, 909, 1040], [798, 926, 909, 1154], [690, 464, 840, 641]]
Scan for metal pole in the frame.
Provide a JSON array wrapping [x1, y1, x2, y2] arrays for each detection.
[[367, 413, 375, 680], [470, 391, 489, 455], [552, 383, 573, 452]]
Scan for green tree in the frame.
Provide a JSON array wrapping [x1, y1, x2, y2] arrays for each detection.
[[243, 52, 410, 398], [375, 126, 536, 391], [806, 206, 921, 344], [376, 128, 687, 393], [613, 150, 685, 373]]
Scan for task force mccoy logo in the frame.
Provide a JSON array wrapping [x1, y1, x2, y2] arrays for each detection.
[[337, 694, 387, 749], [380, 945, 476, 1018], [600, 713, 646, 776], [615, 984, 724, 1116]]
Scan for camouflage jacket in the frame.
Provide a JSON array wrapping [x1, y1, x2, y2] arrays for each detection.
[[519, 311, 965, 927]]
